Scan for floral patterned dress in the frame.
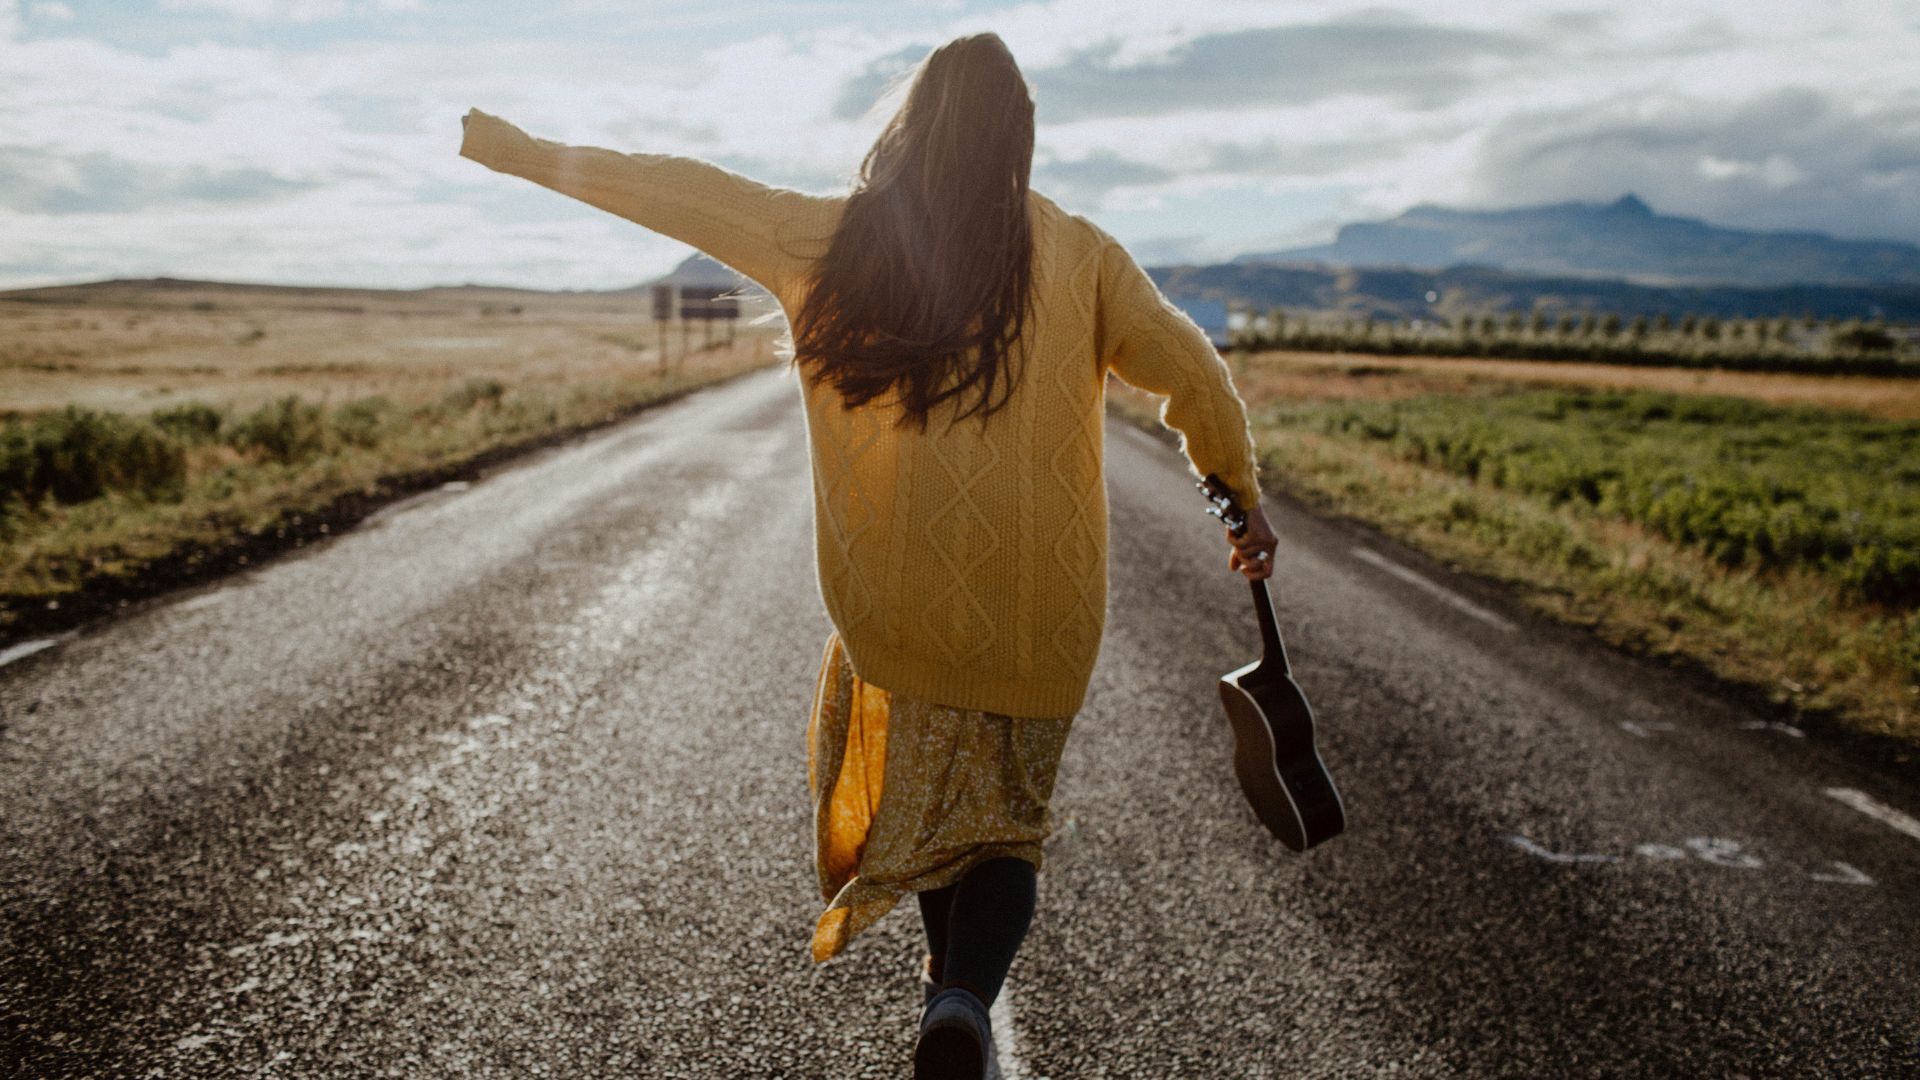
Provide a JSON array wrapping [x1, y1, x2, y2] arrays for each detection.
[[807, 629, 1077, 962]]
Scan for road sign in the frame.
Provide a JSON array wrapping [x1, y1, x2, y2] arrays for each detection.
[[678, 285, 740, 322]]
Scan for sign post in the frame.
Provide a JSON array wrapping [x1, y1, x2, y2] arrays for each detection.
[[677, 286, 742, 363], [650, 284, 675, 376]]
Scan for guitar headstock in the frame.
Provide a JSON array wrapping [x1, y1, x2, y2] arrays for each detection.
[[1197, 472, 1249, 536]]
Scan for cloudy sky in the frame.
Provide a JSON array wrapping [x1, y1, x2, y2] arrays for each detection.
[[2, 0, 1916, 290]]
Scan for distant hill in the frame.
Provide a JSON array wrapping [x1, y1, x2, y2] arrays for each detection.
[[611, 253, 772, 297], [1149, 261, 1920, 324], [0, 276, 600, 303], [1234, 194, 1920, 288], [0, 255, 777, 308]]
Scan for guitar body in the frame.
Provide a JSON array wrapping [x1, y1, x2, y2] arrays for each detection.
[[1218, 660, 1345, 851], [1198, 471, 1346, 852]]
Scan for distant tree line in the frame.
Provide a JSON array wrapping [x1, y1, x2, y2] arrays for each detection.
[[1231, 307, 1917, 377]]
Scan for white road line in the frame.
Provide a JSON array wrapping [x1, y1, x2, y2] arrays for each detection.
[[360, 489, 440, 526], [360, 479, 471, 527], [1808, 862, 1876, 886], [1507, 834, 1620, 864], [1350, 547, 1518, 632], [0, 635, 66, 668], [1738, 720, 1806, 738], [990, 980, 1028, 1080], [1824, 787, 1920, 843]]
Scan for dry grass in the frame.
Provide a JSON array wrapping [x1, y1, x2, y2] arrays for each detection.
[[0, 279, 779, 417], [1235, 349, 1920, 419], [0, 280, 785, 629]]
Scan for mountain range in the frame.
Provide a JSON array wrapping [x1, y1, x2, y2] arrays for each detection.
[[1233, 194, 1920, 289], [642, 199, 1920, 323]]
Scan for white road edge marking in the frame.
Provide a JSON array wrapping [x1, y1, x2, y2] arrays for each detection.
[[0, 635, 67, 668], [1507, 834, 1620, 863], [1824, 787, 1920, 843], [1808, 861, 1875, 885], [1351, 547, 1517, 632], [361, 478, 471, 527], [990, 980, 1028, 1080]]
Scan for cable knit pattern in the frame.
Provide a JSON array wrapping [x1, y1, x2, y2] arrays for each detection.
[[459, 109, 1263, 719]]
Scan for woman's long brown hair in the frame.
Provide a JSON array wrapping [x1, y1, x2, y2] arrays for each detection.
[[790, 33, 1037, 434]]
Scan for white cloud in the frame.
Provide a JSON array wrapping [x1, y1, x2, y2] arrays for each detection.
[[2, 0, 1917, 288], [1696, 152, 1805, 189], [1466, 85, 1920, 242], [156, 0, 422, 21], [29, 1, 73, 20]]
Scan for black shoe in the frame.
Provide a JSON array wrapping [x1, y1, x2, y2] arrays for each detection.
[[914, 986, 992, 1080]]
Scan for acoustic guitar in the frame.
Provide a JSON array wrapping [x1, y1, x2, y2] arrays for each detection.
[[1198, 473, 1346, 852]]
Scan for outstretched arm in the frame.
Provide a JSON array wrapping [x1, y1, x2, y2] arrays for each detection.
[[1093, 226, 1265, 512], [457, 108, 832, 302]]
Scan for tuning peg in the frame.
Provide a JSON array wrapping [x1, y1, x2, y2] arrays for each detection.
[[1203, 504, 1248, 532], [1196, 474, 1249, 534]]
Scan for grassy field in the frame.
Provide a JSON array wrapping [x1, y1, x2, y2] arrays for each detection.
[[2, 277, 774, 415], [1227, 349, 1920, 420], [1233, 316, 1919, 377], [9, 282, 1915, 750], [1107, 349, 1919, 750], [0, 279, 784, 637]]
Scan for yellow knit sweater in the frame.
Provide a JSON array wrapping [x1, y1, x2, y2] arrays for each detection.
[[459, 109, 1263, 718]]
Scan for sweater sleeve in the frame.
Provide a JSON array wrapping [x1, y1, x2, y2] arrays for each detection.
[[1093, 229, 1264, 513], [457, 108, 827, 301]]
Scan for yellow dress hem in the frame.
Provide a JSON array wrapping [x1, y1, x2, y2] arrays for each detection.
[[805, 630, 1072, 963]]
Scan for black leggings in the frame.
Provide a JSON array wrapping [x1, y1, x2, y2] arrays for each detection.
[[916, 856, 1036, 1008]]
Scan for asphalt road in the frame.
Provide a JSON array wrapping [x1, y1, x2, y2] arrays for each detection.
[[3, 364, 1916, 1078]]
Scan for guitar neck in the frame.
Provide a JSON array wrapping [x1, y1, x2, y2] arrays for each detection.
[[1250, 575, 1292, 675], [1202, 472, 1295, 680]]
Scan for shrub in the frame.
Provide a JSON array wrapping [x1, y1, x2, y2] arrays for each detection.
[[150, 401, 227, 443], [1831, 323, 1897, 352], [1838, 539, 1920, 609], [330, 396, 393, 449], [0, 405, 187, 511], [1893, 615, 1920, 682], [441, 377, 507, 413], [0, 425, 31, 509], [228, 395, 327, 463]]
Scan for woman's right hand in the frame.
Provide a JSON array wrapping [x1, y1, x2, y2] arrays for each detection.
[[1226, 503, 1278, 581]]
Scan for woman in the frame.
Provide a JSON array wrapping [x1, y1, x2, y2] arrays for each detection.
[[459, 31, 1278, 1080]]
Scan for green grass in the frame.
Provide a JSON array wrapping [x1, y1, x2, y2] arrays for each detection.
[[1107, 379, 1920, 748], [1273, 388, 1920, 607]]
